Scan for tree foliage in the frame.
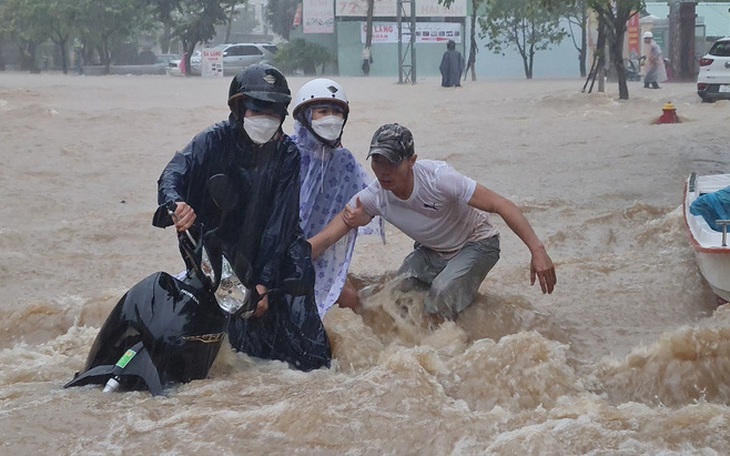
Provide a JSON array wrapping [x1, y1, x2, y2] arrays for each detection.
[[77, 0, 150, 73], [444, 0, 570, 80], [1, 0, 53, 72], [588, 0, 644, 99], [150, 0, 245, 76], [45, 0, 83, 74], [274, 38, 332, 75], [543, 0, 645, 99], [0, 0, 248, 74], [479, 0, 568, 79], [266, 0, 299, 41], [562, 0, 589, 77]]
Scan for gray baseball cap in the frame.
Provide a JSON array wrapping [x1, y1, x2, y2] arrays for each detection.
[[366, 123, 415, 164]]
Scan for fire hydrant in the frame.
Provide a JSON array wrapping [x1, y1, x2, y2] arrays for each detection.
[[656, 101, 680, 124]]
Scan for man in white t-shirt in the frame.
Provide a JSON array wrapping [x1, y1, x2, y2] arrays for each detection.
[[310, 123, 556, 321]]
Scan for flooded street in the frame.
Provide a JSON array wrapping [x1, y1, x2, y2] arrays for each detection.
[[1, 72, 729, 454]]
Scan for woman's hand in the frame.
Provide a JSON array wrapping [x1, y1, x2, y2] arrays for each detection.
[[253, 284, 269, 318]]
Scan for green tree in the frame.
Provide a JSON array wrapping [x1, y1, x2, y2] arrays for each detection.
[[543, 0, 645, 100], [220, 3, 259, 43], [266, 0, 298, 41], [274, 38, 332, 75], [589, 1, 643, 100], [76, 0, 150, 73], [150, 0, 245, 76], [563, 0, 589, 77], [464, 0, 480, 80], [46, 0, 84, 74], [479, 0, 568, 79], [1, 0, 53, 72], [0, 0, 6, 70]]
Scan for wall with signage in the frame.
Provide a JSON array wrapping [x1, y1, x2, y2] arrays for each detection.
[[289, 0, 468, 77], [334, 20, 465, 78]]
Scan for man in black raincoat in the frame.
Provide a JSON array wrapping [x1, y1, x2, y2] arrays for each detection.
[[439, 40, 464, 88], [155, 63, 331, 372]]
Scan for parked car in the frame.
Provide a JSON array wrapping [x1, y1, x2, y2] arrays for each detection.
[[156, 54, 183, 76], [697, 37, 730, 102], [156, 53, 181, 66], [189, 43, 278, 76]]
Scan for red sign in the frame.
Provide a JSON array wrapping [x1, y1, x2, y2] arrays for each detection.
[[627, 13, 640, 59]]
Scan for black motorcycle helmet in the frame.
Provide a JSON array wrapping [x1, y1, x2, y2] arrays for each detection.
[[228, 63, 291, 121]]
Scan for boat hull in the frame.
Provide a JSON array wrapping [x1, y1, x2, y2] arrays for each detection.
[[683, 172, 730, 303], [693, 251, 730, 302]]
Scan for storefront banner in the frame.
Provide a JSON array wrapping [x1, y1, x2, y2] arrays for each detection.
[[361, 22, 462, 44], [304, 0, 335, 34], [627, 13, 640, 59], [338, 0, 466, 18]]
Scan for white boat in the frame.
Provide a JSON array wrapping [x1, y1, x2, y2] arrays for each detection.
[[683, 172, 730, 303]]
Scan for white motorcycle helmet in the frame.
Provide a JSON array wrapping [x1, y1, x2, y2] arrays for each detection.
[[292, 78, 349, 147]]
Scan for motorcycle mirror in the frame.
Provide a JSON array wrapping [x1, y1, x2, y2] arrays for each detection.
[[215, 255, 253, 316], [208, 174, 238, 214]]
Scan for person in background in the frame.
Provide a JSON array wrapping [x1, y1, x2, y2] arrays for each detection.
[[291, 78, 380, 316], [310, 123, 556, 325], [155, 63, 331, 371], [180, 52, 187, 76], [362, 46, 373, 76], [643, 31, 667, 89], [74, 47, 84, 75], [439, 40, 464, 88]]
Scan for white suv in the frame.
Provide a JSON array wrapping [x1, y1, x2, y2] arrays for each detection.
[[190, 43, 278, 76], [697, 37, 730, 102]]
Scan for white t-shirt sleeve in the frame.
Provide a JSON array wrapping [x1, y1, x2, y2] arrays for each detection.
[[348, 184, 380, 217], [433, 163, 477, 204]]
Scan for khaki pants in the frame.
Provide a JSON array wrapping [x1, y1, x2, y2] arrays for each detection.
[[396, 236, 500, 320]]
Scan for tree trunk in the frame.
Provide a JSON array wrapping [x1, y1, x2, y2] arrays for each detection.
[[363, 0, 374, 76], [596, 21, 606, 93], [100, 38, 112, 75], [21, 42, 40, 73], [579, 6, 587, 77], [59, 39, 69, 74], [365, 0, 374, 48], [183, 41, 196, 77], [611, 18, 629, 100], [668, 0, 680, 82], [466, 0, 478, 81], [224, 3, 236, 43], [160, 24, 172, 54]]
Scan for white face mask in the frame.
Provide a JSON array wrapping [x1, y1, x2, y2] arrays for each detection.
[[311, 115, 345, 142], [243, 115, 281, 145]]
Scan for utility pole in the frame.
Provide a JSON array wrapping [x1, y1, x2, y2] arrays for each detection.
[[363, 0, 374, 76], [397, 0, 416, 84], [668, 0, 698, 82]]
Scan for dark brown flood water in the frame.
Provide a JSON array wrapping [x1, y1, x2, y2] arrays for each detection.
[[1, 73, 728, 454]]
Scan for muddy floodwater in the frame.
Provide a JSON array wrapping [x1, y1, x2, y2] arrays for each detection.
[[1, 72, 729, 454]]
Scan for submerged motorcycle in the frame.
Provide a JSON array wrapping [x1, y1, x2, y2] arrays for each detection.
[[64, 174, 256, 395]]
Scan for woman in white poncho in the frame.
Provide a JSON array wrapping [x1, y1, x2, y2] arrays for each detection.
[[643, 31, 667, 89], [291, 78, 381, 316]]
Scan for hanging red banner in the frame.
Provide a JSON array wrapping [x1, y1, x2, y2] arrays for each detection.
[[627, 13, 640, 60]]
